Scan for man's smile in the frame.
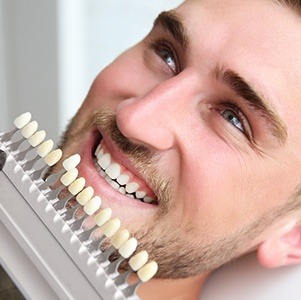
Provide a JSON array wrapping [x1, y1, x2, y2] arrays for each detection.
[[75, 127, 159, 220], [93, 139, 157, 204]]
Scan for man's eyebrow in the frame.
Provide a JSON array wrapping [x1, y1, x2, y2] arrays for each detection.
[[216, 67, 287, 145], [153, 10, 189, 50]]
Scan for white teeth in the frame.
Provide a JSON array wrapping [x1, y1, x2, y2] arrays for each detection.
[[44, 149, 62, 166], [97, 149, 104, 158], [68, 177, 86, 195], [60, 168, 78, 186], [21, 120, 38, 138], [144, 196, 154, 203], [106, 163, 121, 179], [14, 112, 32, 129], [94, 144, 104, 158], [94, 207, 112, 226], [110, 181, 120, 190], [76, 186, 94, 205], [125, 182, 139, 194], [63, 154, 81, 171], [37, 139, 54, 157], [118, 187, 126, 194], [111, 229, 130, 249], [98, 153, 111, 169], [96, 149, 104, 159], [104, 175, 111, 184], [136, 191, 146, 199], [94, 143, 155, 203], [116, 174, 130, 185], [94, 144, 101, 156], [118, 237, 138, 258], [137, 261, 158, 283], [102, 218, 121, 237], [84, 195, 101, 215], [28, 130, 46, 147], [129, 251, 148, 271]]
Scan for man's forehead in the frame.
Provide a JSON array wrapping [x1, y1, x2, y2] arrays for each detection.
[[167, 0, 301, 126]]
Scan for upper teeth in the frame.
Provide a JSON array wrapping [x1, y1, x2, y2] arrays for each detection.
[[94, 142, 155, 203]]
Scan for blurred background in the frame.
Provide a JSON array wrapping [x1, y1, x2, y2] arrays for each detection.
[[0, 0, 183, 142]]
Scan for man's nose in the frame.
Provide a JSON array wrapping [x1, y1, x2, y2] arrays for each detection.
[[116, 72, 198, 151]]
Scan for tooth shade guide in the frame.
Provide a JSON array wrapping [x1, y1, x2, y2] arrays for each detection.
[[129, 251, 149, 271], [28, 130, 46, 147], [94, 207, 112, 226], [21, 120, 38, 138], [60, 168, 79, 186], [37, 139, 54, 157], [83, 196, 102, 215], [76, 186, 94, 205], [102, 218, 121, 237], [44, 149, 63, 166], [137, 261, 159, 282], [68, 177, 86, 195], [1, 114, 159, 296], [63, 154, 81, 171], [14, 112, 32, 129], [118, 237, 138, 258], [111, 229, 130, 249]]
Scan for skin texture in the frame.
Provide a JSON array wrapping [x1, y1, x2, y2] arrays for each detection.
[[56, 0, 301, 298]]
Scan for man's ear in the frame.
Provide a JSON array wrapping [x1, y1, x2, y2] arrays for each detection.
[[257, 221, 301, 268]]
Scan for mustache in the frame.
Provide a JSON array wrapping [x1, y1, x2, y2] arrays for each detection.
[[93, 107, 151, 161]]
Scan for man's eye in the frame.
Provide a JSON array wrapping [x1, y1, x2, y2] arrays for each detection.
[[157, 48, 177, 74], [221, 109, 244, 132], [150, 39, 179, 75], [213, 101, 252, 140]]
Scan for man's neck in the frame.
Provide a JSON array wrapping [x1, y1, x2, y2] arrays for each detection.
[[136, 273, 210, 300]]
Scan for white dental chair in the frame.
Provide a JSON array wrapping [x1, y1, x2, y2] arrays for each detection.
[[201, 252, 301, 299]]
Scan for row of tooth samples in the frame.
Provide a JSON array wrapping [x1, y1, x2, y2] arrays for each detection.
[[0, 112, 62, 179], [2, 112, 158, 290], [57, 156, 158, 285]]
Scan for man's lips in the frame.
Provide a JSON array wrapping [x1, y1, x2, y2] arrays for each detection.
[[76, 130, 158, 215]]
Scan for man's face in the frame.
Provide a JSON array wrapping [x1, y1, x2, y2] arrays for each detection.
[[59, 0, 301, 277]]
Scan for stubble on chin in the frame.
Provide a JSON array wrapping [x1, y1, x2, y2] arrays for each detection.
[[52, 107, 246, 279], [50, 106, 262, 280]]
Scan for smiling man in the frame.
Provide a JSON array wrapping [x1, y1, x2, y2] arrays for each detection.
[[56, 0, 301, 299]]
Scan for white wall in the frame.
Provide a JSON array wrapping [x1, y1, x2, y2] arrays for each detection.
[[0, 0, 182, 139], [58, 0, 183, 131], [0, 0, 8, 132], [0, 0, 59, 141]]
